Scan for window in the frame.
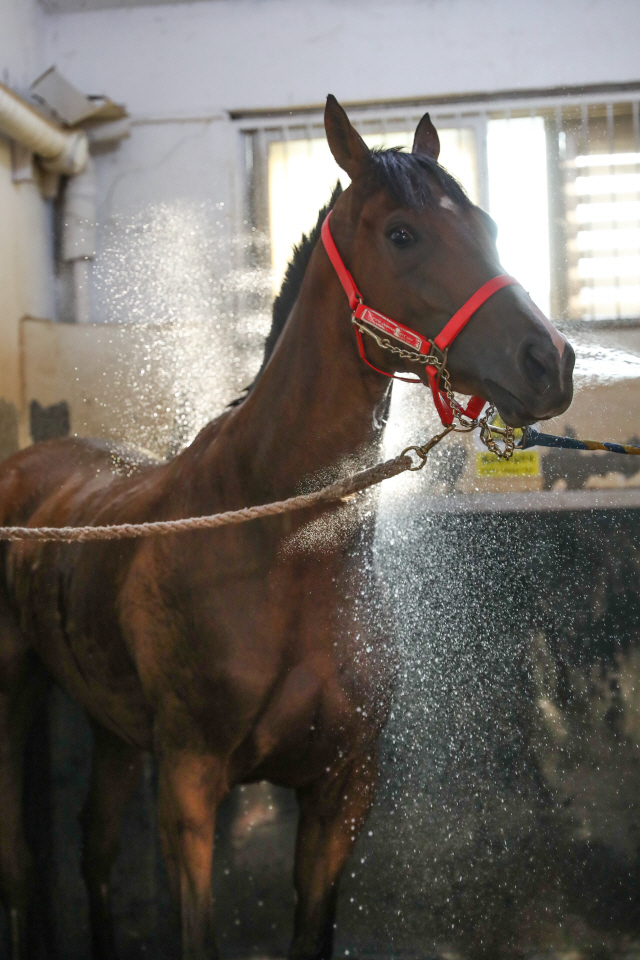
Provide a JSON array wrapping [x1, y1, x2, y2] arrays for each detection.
[[237, 83, 640, 322], [561, 104, 640, 320]]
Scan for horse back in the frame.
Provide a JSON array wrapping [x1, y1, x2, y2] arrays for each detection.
[[0, 437, 162, 528]]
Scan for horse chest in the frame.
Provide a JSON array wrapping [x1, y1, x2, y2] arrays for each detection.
[[125, 549, 395, 780], [238, 559, 394, 779], [232, 646, 393, 787]]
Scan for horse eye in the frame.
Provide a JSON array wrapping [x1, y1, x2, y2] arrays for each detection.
[[389, 228, 414, 247]]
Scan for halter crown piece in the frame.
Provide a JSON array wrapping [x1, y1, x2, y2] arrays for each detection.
[[321, 211, 520, 427]]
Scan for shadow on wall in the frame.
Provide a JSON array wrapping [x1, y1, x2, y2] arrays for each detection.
[[0, 399, 69, 465], [29, 400, 70, 443]]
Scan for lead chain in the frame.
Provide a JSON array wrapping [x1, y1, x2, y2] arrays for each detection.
[[352, 318, 441, 366], [479, 419, 516, 460], [439, 371, 515, 460]]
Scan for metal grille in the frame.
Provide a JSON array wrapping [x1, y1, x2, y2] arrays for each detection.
[[560, 101, 640, 320]]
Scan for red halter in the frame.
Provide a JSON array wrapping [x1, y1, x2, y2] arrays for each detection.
[[321, 211, 520, 426]]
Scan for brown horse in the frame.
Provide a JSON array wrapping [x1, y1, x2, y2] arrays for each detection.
[[0, 96, 574, 960]]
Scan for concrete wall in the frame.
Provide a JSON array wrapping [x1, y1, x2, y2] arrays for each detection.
[[0, 0, 55, 455], [41, 0, 640, 114], [0, 147, 54, 454], [0, 0, 43, 92], [41, 0, 640, 266]]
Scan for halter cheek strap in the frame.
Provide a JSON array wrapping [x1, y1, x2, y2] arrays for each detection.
[[321, 211, 520, 426]]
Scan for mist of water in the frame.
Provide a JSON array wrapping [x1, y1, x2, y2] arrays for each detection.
[[91, 200, 272, 455]]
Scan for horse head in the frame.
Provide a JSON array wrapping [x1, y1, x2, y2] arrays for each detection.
[[324, 95, 574, 427]]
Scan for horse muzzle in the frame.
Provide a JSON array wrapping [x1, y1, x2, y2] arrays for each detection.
[[484, 335, 575, 427]]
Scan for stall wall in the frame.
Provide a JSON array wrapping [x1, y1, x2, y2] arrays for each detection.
[[0, 0, 54, 455], [0, 146, 54, 455], [41, 0, 640, 113]]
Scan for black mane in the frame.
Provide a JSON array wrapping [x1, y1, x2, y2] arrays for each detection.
[[230, 148, 469, 406]]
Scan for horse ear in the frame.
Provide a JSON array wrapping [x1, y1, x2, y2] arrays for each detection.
[[325, 94, 370, 179], [412, 112, 440, 160]]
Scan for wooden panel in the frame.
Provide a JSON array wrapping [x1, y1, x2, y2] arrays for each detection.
[[21, 317, 177, 457]]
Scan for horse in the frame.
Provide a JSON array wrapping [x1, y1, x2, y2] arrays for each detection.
[[0, 95, 574, 960]]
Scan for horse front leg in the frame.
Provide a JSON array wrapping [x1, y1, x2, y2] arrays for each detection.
[[291, 753, 378, 960], [157, 751, 226, 960]]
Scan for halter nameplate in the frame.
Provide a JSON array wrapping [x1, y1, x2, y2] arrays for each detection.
[[354, 304, 428, 354]]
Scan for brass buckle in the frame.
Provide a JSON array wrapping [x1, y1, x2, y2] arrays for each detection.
[[401, 446, 430, 470], [401, 426, 455, 470]]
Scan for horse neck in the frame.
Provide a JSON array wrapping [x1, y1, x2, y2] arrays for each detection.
[[194, 241, 392, 505]]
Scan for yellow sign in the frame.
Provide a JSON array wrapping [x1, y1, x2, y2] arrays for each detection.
[[476, 449, 541, 477]]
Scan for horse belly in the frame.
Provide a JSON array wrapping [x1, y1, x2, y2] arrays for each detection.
[[215, 557, 397, 786], [34, 627, 153, 750]]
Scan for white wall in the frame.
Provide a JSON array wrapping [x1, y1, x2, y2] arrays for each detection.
[[41, 0, 640, 116], [0, 0, 43, 91], [0, 0, 54, 454]]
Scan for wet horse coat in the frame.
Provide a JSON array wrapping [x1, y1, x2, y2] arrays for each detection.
[[0, 97, 574, 959]]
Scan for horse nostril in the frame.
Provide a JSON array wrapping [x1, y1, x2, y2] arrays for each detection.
[[520, 341, 552, 388], [527, 353, 546, 381]]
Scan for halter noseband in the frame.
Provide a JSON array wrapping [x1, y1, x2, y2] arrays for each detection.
[[321, 210, 520, 427]]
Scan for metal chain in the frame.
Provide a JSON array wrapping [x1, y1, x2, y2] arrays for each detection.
[[352, 318, 442, 366], [479, 419, 516, 460], [440, 368, 515, 460], [354, 317, 516, 460]]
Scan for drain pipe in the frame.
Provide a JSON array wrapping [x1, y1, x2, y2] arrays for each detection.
[[0, 80, 129, 324], [62, 157, 96, 325], [60, 121, 130, 324], [0, 81, 88, 174], [0, 81, 95, 323]]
